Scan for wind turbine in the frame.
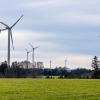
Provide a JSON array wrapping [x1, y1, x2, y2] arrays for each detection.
[[65, 57, 67, 68], [50, 60, 52, 69], [50, 60, 52, 78], [25, 48, 31, 69], [29, 43, 39, 68], [0, 15, 23, 67]]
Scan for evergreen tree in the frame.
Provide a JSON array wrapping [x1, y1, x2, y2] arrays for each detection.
[[91, 56, 100, 78]]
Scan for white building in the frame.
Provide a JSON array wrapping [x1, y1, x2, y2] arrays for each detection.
[[36, 62, 44, 69]]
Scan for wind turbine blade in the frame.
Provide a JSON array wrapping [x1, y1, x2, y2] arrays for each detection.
[[0, 28, 7, 31], [25, 48, 28, 52], [34, 46, 39, 49], [29, 43, 34, 48], [10, 30, 14, 50], [25, 48, 31, 53], [0, 22, 9, 27], [11, 15, 24, 28]]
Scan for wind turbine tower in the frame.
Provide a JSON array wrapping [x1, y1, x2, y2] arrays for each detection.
[[65, 57, 67, 68], [25, 49, 31, 69], [50, 60, 52, 78], [0, 15, 23, 67], [29, 43, 39, 68], [50, 60, 52, 69]]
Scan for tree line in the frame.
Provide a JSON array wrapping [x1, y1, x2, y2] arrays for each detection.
[[0, 56, 99, 78]]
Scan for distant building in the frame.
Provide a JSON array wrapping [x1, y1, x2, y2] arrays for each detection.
[[19, 61, 33, 69], [36, 62, 44, 69]]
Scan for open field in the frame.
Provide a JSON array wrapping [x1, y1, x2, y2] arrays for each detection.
[[0, 79, 100, 100]]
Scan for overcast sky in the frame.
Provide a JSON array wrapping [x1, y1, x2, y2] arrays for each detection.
[[0, 0, 100, 69]]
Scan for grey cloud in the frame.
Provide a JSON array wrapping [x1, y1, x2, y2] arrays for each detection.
[[0, 0, 100, 67]]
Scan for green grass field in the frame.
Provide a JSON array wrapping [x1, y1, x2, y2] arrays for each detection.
[[0, 79, 99, 100]]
